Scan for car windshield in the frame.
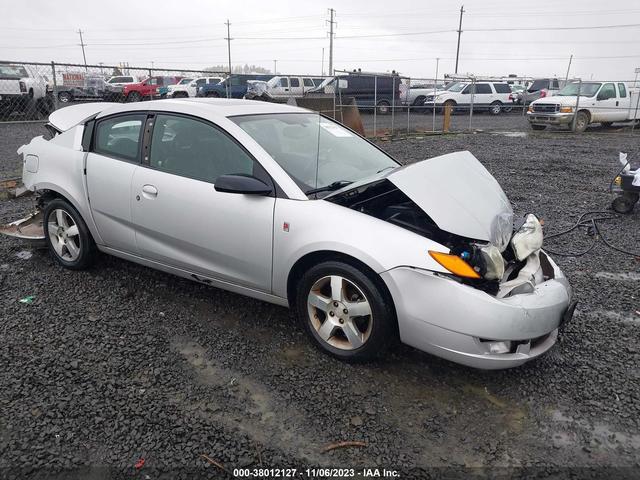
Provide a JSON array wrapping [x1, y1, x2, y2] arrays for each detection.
[[557, 82, 602, 97], [446, 82, 466, 92], [0, 65, 28, 78], [231, 113, 398, 195], [179, 78, 193, 85]]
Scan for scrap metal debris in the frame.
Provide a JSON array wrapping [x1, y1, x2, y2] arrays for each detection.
[[200, 454, 229, 473]]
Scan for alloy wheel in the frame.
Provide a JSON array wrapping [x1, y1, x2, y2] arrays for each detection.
[[47, 209, 81, 262], [307, 275, 373, 350]]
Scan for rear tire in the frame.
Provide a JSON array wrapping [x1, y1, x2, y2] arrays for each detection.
[[376, 100, 391, 115], [206, 91, 220, 98], [43, 198, 95, 270], [296, 261, 396, 362], [127, 91, 142, 102], [489, 101, 502, 115]]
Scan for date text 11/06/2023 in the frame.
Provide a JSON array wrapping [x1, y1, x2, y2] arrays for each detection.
[[232, 468, 400, 478]]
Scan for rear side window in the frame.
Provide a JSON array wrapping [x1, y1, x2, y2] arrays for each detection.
[[148, 114, 257, 184], [475, 83, 492, 94], [618, 83, 627, 98], [303, 78, 314, 87], [280, 77, 289, 88], [290, 78, 300, 87], [493, 83, 511, 93], [94, 114, 145, 162], [312, 78, 324, 86]]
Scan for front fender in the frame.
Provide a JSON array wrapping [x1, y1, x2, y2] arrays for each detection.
[[271, 198, 450, 298]]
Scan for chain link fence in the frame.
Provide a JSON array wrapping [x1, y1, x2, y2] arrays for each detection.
[[0, 60, 226, 122], [2, 60, 639, 137]]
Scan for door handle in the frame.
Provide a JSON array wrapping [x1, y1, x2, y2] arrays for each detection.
[[616, 101, 619, 106], [141, 184, 158, 198]]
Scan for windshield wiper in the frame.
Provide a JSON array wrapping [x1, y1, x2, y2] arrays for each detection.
[[376, 165, 396, 174], [306, 180, 353, 196]]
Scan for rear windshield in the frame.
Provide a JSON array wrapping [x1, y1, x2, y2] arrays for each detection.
[[0, 65, 29, 79]]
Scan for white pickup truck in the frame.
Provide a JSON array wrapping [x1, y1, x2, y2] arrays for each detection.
[[527, 81, 640, 132], [0, 64, 48, 118]]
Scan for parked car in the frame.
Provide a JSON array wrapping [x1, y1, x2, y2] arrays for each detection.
[[8, 98, 574, 369], [308, 73, 402, 115], [164, 78, 193, 98], [0, 63, 49, 118], [167, 77, 223, 98], [103, 75, 137, 101], [122, 76, 182, 102], [55, 73, 108, 103], [527, 81, 640, 132], [245, 76, 327, 101], [197, 74, 273, 98], [516, 78, 566, 105], [400, 82, 446, 106], [423, 81, 513, 115]]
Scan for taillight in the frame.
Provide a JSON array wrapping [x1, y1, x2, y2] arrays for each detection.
[[19, 81, 26, 93], [540, 89, 547, 98], [508, 94, 513, 100]]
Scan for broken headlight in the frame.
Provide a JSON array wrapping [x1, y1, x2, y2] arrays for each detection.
[[489, 212, 514, 252], [511, 214, 543, 261], [479, 244, 505, 280]]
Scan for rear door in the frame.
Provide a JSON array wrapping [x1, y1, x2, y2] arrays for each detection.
[[302, 77, 315, 94], [473, 83, 493, 108], [130, 113, 276, 290], [86, 113, 146, 253], [289, 77, 303, 96]]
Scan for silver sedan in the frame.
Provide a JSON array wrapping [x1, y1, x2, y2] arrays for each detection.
[[9, 99, 574, 369]]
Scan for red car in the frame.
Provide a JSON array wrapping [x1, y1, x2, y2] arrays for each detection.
[[122, 76, 182, 102]]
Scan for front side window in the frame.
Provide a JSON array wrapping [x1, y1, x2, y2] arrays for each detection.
[[303, 78, 314, 87], [475, 84, 492, 94], [94, 114, 145, 161], [618, 83, 627, 98], [447, 82, 466, 92], [231, 113, 398, 195], [148, 114, 255, 183], [599, 83, 616, 100], [290, 78, 300, 87], [280, 77, 289, 88]]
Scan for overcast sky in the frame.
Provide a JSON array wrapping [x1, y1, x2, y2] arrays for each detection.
[[4, 0, 640, 80]]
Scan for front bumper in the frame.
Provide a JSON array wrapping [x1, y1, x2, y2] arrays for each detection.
[[527, 111, 574, 125], [381, 251, 572, 369]]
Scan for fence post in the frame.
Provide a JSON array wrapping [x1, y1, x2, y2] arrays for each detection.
[[571, 79, 582, 132], [432, 60, 440, 133], [391, 74, 396, 136], [51, 61, 59, 111], [406, 77, 411, 134], [373, 75, 377, 138], [469, 77, 476, 130], [443, 104, 451, 132]]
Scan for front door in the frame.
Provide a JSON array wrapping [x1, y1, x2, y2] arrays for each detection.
[[592, 82, 618, 122], [130, 113, 275, 291], [86, 113, 146, 253]]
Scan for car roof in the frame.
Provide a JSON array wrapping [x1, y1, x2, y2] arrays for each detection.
[[96, 98, 309, 119]]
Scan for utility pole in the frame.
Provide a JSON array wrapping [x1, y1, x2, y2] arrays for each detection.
[[321, 47, 325, 76], [273, 60, 277, 75], [327, 8, 336, 76], [564, 54, 573, 83], [225, 19, 232, 98], [77, 29, 87, 70], [454, 5, 464, 74]]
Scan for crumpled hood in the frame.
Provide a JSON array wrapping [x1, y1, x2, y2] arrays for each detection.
[[387, 151, 513, 242]]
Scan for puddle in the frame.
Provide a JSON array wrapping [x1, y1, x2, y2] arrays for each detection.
[[15, 250, 33, 260], [491, 131, 528, 138], [595, 271, 640, 282], [549, 409, 640, 451]]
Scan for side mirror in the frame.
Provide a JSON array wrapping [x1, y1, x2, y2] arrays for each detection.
[[214, 174, 273, 195]]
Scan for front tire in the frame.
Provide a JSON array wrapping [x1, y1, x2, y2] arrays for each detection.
[[58, 91, 72, 103], [572, 111, 589, 133], [127, 92, 142, 102], [611, 192, 639, 214], [43, 199, 95, 270], [296, 261, 396, 362], [376, 100, 391, 115]]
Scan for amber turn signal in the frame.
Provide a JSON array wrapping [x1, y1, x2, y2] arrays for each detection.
[[429, 251, 481, 279]]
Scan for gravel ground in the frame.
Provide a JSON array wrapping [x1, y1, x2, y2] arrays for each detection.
[[1, 122, 639, 478]]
